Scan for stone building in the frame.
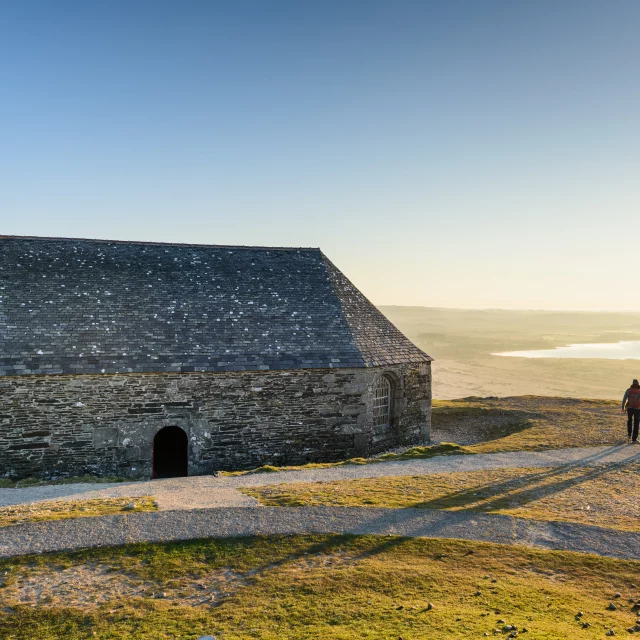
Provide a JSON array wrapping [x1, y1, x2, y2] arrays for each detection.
[[0, 236, 432, 480]]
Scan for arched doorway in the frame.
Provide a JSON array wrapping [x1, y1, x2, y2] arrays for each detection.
[[153, 426, 188, 479]]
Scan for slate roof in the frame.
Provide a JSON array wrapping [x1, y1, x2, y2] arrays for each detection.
[[0, 236, 432, 376]]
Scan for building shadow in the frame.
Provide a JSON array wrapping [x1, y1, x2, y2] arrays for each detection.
[[413, 445, 639, 512]]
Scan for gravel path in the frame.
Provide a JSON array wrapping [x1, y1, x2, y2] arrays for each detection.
[[1, 444, 639, 509], [1, 506, 639, 561], [0, 481, 261, 509]]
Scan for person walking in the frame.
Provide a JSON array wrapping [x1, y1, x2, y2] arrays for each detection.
[[622, 379, 640, 443]]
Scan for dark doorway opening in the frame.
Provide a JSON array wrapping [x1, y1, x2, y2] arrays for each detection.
[[153, 426, 188, 479]]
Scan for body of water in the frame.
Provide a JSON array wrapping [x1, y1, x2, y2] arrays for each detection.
[[494, 340, 640, 360]]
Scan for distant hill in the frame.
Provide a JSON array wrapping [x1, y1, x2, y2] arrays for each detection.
[[377, 306, 640, 399]]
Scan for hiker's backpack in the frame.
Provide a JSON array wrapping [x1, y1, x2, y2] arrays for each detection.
[[628, 388, 640, 409]]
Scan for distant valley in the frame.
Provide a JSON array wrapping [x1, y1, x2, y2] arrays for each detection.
[[380, 306, 640, 400]]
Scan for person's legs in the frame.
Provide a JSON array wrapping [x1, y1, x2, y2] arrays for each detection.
[[633, 409, 640, 442], [627, 408, 634, 439]]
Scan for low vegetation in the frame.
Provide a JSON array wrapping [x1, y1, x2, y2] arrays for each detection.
[[0, 497, 157, 528], [432, 396, 624, 453], [221, 443, 472, 476], [241, 461, 640, 532], [1, 534, 639, 639]]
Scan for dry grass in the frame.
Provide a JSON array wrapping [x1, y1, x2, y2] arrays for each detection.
[[0, 496, 158, 528], [241, 462, 640, 532], [432, 396, 625, 453], [220, 443, 472, 476], [0, 475, 132, 489], [1, 534, 640, 639]]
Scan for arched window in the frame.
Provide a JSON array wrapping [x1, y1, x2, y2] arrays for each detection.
[[373, 376, 392, 428]]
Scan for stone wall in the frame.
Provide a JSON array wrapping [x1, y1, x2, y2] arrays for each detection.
[[0, 364, 431, 480]]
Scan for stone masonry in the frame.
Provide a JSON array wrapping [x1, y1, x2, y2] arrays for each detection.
[[0, 364, 430, 480]]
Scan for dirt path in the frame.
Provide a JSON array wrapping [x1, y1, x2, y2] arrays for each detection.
[[2, 505, 640, 561], [1, 444, 639, 509]]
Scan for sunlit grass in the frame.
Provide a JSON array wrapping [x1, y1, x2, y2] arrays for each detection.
[[433, 396, 624, 453], [0, 474, 132, 489], [0, 496, 157, 527], [220, 443, 473, 476], [241, 462, 640, 532], [1, 534, 639, 639]]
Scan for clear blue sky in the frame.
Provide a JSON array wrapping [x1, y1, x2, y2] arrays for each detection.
[[2, 1, 639, 309]]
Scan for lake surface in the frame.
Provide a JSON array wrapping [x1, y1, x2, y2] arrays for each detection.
[[494, 340, 640, 360]]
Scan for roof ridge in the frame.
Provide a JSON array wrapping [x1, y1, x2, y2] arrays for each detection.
[[0, 235, 321, 252], [319, 253, 433, 364]]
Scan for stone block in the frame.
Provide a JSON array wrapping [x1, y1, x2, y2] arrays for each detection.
[[353, 433, 369, 456], [93, 427, 118, 448], [123, 446, 141, 461]]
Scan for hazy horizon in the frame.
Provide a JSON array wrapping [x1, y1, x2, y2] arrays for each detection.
[[380, 305, 640, 314]]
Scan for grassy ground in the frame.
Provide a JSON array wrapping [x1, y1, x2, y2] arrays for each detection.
[[432, 396, 625, 453], [220, 443, 472, 476], [241, 462, 640, 532], [0, 475, 131, 489], [0, 497, 157, 528], [2, 534, 640, 639]]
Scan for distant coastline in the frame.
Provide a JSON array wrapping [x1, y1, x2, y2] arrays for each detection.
[[494, 340, 640, 361]]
